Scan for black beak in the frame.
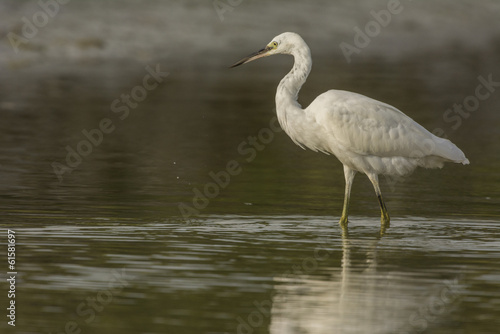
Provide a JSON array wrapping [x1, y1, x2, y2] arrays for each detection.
[[230, 46, 272, 68]]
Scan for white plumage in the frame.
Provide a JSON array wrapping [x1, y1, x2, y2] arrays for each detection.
[[231, 32, 469, 226]]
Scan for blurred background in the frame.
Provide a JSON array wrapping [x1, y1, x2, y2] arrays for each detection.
[[1, 1, 500, 333], [1, 0, 499, 220], [0, 1, 500, 222]]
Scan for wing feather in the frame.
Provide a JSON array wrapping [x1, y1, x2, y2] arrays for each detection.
[[305, 90, 465, 162]]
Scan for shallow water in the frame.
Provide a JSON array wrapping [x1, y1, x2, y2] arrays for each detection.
[[1, 1, 500, 333], [9, 216, 500, 334]]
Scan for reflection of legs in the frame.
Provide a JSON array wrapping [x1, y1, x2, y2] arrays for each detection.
[[339, 166, 356, 226], [367, 173, 390, 226]]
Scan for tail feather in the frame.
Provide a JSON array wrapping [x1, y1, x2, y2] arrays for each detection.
[[433, 137, 469, 165]]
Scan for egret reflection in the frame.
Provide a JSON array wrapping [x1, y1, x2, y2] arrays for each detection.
[[268, 222, 457, 333]]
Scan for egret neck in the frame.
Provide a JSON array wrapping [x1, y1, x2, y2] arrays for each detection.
[[275, 40, 312, 144]]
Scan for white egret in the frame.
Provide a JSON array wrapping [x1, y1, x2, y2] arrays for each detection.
[[230, 32, 469, 226]]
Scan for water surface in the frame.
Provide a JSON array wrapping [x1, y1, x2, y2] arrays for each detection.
[[10, 216, 500, 334], [1, 1, 500, 333]]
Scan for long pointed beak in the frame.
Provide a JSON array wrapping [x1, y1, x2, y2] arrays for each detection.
[[230, 46, 272, 68]]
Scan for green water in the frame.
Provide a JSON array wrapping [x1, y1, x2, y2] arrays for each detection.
[[6, 218, 500, 334], [2, 55, 499, 333]]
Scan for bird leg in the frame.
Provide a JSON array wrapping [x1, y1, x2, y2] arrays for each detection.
[[367, 173, 391, 227], [339, 166, 356, 226], [377, 194, 390, 224]]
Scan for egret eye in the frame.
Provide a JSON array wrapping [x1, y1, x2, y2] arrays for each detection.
[[272, 41, 278, 48]]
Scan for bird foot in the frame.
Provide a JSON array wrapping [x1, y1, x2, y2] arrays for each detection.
[[380, 214, 390, 228], [379, 215, 390, 237], [338, 216, 349, 227]]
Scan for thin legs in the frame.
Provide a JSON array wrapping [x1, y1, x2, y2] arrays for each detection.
[[339, 165, 356, 226], [338, 167, 390, 234], [366, 173, 390, 227]]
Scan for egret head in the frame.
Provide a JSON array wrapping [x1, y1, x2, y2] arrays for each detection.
[[230, 32, 303, 68]]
